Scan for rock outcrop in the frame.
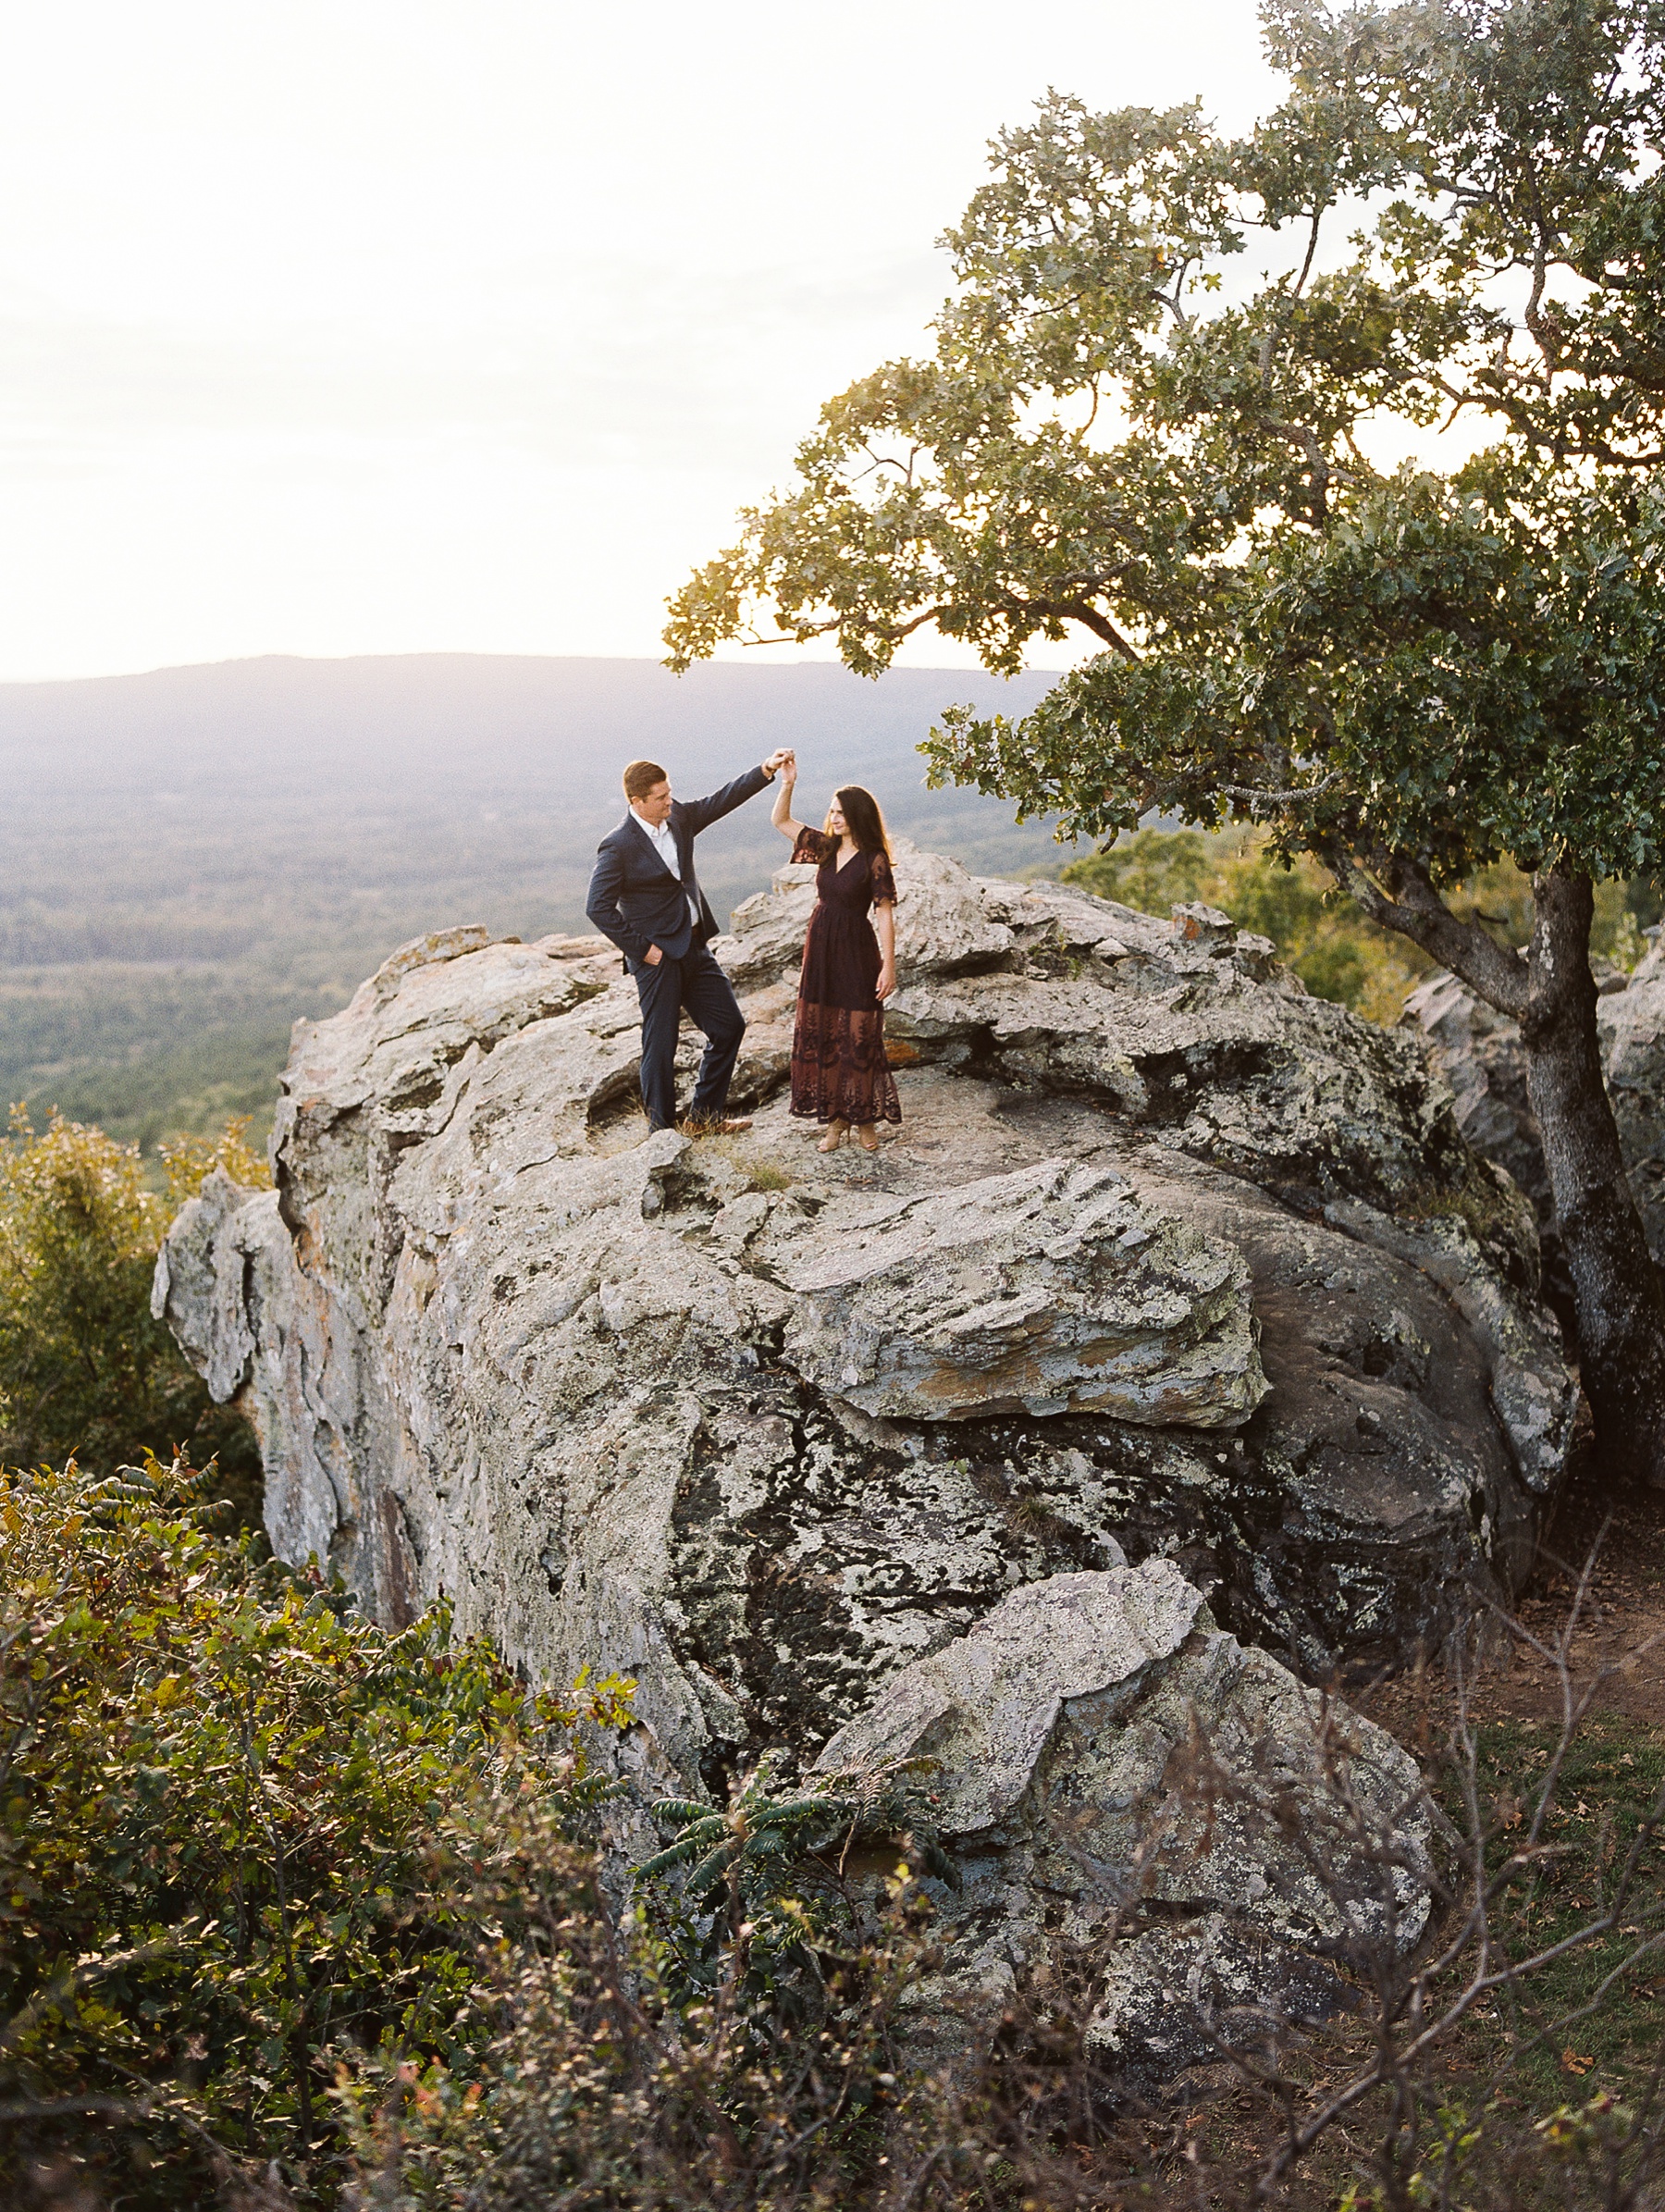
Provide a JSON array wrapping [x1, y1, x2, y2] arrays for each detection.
[[814, 1563, 1428, 2095], [157, 846, 1575, 1752]]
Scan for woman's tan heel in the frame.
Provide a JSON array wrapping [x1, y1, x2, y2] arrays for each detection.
[[855, 1123, 880, 1152], [818, 1119, 850, 1153]]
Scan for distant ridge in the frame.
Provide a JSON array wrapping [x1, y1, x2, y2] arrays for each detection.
[[0, 651, 1057, 797]]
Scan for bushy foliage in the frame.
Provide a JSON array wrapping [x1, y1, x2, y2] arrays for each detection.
[[0, 1109, 259, 1480], [343, 1758, 962, 2212], [0, 1454, 634, 2206], [337, 1817, 943, 2212], [0, 1458, 954, 2208], [8, 1456, 1665, 2209], [1062, 829, 1427, 1021], [157, 1111, 272, 1210]]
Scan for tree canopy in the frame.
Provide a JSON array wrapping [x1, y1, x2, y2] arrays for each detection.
[[666, 0, 1665, 922]]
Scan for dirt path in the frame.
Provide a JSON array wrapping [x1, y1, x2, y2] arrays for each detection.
[[1361, 1455, 1665, 1746]]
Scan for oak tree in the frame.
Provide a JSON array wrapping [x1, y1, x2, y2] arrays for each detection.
[[666, 0, 1665, 1482]]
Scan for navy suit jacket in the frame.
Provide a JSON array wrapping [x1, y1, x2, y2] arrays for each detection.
[[585, 765, 771, 966]]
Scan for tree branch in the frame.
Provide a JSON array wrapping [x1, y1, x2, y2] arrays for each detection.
[[1011, 595, 1141, 660], [1316, 843, 1531, 1019], [0, 2094, 152, 2125], [1220, 773, 1342, 810]]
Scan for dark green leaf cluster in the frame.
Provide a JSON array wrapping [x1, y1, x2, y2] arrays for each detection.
[[930, 465, 1665, 885], [0, 1454, 633, 2206], [335, 1760, 959, 2210]]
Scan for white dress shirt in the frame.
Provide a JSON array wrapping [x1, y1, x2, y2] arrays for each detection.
[[632, 806, 700, 931]]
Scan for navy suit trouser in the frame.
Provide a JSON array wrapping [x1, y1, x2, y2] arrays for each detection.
[[632, 943, 746, 1131]]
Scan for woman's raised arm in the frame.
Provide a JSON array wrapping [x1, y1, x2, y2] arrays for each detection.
[[771, 752, 805, 840]]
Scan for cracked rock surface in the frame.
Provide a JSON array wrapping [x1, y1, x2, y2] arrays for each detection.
[[813, 1563, 1428, 2095], [156, 846, 1574, 1747]]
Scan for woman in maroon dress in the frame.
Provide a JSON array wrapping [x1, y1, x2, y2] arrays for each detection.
[[771, 761, 901, 1151]]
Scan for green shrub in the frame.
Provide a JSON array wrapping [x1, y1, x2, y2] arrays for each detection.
[[1059, 825, 1217, 921], [336, 1832, 943, 2212], [0, 1109, 259, 1482], [0, 1454, 633, 2206], [156, 1112, 272, 1209]]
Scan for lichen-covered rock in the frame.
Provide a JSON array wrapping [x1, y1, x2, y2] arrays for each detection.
[[812, 1563, 1427, 2093], [1401, 969, 1543, 1207], [776, 1158, 1266, 1427], [156, 843, 1573, 1795], [1602, 945, 1665, 1267], [813, 1561, 1207, 1832]]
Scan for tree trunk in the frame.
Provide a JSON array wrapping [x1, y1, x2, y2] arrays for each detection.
[[1327, 842, 1665, 1486], [1521, 871, 1665, 1486]]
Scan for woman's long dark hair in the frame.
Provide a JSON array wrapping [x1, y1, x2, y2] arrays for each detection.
[[827, 785, 892, 859]]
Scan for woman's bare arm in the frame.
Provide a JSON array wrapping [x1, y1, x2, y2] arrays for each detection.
[[771, 755, 805, 840], [873, 898, 896, 999]]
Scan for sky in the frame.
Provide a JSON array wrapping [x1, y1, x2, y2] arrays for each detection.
[[0, 2, 1282, 684]]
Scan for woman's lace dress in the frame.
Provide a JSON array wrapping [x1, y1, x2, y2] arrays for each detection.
[[787, 828, 902, 1126]]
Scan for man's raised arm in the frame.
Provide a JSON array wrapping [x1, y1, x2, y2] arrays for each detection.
[[681, 750, 790, 836]]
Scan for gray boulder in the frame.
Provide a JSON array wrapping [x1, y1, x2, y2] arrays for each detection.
[[154, 842, 1574, 1789], [1602, 945, 1665, 1267], [776, 1157, 1267, 1427], [812, 1559, 1209, 1833], [813, 1563, 1428, 2095]]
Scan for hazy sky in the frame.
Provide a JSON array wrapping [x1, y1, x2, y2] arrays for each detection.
[[0, 3, 1280, 683]]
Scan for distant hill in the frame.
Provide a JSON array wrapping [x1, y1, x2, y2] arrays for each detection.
[[0, 653, 1064, 1152]]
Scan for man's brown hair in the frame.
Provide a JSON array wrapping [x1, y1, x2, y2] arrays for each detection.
[[623, 760, 669, 803]]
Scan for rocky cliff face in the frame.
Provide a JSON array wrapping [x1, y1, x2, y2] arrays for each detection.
[[156, 845, 1577, 2087], [158, 844, 1573, 1773]]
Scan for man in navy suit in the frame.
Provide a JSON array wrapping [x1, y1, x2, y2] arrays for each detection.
[[586, 749, 792, 1134]]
